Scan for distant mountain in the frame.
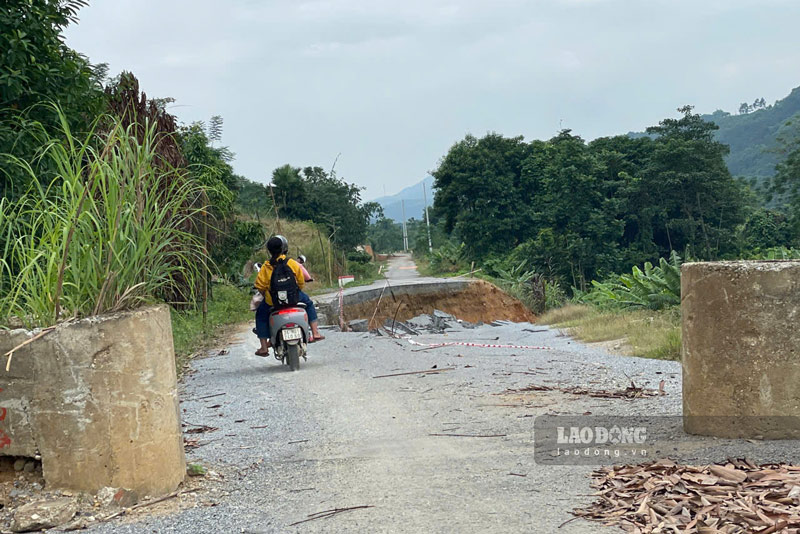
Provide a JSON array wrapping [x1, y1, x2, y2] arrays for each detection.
[[701, 86, 800, 180], [372, 176, 434, 222]]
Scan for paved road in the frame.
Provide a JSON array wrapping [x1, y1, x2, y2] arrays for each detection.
[[381, 253, 421, 281], [89, 257, 800, 533]]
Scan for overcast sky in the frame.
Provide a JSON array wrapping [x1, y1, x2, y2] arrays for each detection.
[[65, 0, 800, 199]]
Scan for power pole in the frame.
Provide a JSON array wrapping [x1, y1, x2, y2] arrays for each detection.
[[401, 199, 408, 252], [423, 182, 433, 253]]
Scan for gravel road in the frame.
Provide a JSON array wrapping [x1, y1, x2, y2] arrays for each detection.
[[88, 311, 800, 534]]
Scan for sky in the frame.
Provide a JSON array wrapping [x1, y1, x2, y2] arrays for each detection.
[[65, 0, 800, 200]]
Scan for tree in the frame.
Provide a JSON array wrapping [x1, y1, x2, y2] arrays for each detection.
[[432, 133, 530, 259], [368, 216, 403, 253], [0, 0, 106, 198], [771, 140, 800, 240], [739, 103, 751, 115], [271, 164, 308, 220], [642, 106, 746, 258]]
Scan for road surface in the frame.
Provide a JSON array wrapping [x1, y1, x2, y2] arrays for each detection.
[[90, 257, 800, 534]]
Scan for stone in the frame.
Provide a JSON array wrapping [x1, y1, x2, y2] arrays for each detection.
[[23, 461, 35, 473], [0, 306, 185, 497], [10, 497, 77, 532], [347, 319, 369, 332], [112, 488, 138, 508], [13, 459, 25, 472], [95, 486, 117, 507], [682, 261, 800, 439]]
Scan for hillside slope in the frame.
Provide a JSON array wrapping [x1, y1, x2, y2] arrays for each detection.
[[703, 86, 800, 180]]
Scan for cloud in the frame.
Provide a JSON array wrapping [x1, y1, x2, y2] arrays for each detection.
[[64, 0, 800, 198]]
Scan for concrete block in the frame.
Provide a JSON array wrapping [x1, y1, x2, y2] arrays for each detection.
[[682, 260, 800, 438], [0, 305, 185, 496]]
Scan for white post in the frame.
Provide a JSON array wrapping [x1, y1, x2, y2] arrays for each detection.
[[423, 182, 433, 253], [401, 200, 409, 252]]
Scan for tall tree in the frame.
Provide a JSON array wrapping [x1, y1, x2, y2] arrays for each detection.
[[0, 0, 105, 197], [642, 106, 746, 258]]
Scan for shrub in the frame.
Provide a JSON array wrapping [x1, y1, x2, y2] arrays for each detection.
[[578, 252, 681, 310], [0, 107, 216, 327]]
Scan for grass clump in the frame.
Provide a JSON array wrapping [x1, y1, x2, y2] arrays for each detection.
[[0, 107, 215, 328], [540, 304, 681, 361]]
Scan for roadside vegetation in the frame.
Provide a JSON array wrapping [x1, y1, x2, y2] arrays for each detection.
[[0, 1, 382, 364], [365, 103, 800, 361]]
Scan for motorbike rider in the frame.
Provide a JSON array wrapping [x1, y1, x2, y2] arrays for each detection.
[[253, 235, 325, 356]]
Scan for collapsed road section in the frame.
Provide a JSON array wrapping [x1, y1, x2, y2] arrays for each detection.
[[314, 279, 536, 329]]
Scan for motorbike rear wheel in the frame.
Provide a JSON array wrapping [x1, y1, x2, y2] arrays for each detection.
[[287, 344, 301, 371]]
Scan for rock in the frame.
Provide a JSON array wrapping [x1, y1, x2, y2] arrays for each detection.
[[95, 486, 117, 507], [187, 463, 207, 477], [347, 319, 369, 332], [112, 488, 139, 508], [11, 497, 77, 532], [9, 489, 30, 500], [23, 461, 35, 473], [13, 459, 26, 472]]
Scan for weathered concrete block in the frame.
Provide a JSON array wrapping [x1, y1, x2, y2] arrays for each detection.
[[0, 305, 184, 496], [682, 261, 800, 438]]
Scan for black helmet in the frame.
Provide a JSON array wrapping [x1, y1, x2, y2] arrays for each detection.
[[267, 234, 289, 256]]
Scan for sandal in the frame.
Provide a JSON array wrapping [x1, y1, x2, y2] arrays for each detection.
[[255, 348, 270, 356]]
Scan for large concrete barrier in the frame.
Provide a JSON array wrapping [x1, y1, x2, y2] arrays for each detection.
[[0, 305, 185, 495], [682, 260, 800, 438]]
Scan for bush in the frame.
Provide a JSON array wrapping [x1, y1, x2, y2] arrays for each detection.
[[577, 252, 681, 310], [428, 242, 466, 273], [0, 107, 215, 327]]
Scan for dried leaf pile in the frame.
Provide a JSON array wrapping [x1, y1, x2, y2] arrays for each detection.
[[508, 379, 665, 399], [575, 459, 800, 533]]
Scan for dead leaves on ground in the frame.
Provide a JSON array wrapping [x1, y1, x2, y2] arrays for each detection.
[[575, 458, 800, 533], [506, 379, 665, 400]]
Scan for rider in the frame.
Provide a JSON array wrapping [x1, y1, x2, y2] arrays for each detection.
[[254, 235, 325, 356]]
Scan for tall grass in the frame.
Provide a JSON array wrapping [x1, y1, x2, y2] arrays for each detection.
[[0, 106, 215, 328]]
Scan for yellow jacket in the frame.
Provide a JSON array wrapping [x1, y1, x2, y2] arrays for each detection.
[[255, 255, 305, 306]]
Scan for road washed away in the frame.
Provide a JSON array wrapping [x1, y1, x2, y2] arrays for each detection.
[[89, 312, 800, 534]]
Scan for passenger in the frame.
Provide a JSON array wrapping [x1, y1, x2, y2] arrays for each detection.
[[296, 254, 314, 283]]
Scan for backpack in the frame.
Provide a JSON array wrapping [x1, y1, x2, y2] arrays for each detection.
[[270, 258, 300, 308]]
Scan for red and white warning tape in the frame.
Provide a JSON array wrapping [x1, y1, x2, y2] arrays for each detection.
[[338, 286, 345, 330], [407, 338, 552, 351]]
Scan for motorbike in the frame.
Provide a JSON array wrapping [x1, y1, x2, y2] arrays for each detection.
[[268, 304, 310, 371]]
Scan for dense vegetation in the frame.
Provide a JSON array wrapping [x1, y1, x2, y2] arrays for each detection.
[[0, 1, 377, 350], [704, 87, 800, 184]]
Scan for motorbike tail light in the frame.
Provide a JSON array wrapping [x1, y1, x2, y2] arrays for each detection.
[[285, 322, 297, 328], [274, 308, 303, 315]]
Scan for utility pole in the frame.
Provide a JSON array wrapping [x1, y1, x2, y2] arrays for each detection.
[[401, 199, 408, 252], [423, 182, 433, 253]]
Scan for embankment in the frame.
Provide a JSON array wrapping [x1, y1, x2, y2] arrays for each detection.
[[316, 279, 536, 327]]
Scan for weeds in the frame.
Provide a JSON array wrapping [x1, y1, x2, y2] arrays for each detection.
[[0, 106, 216, 328], [539, 305, 681, 361]]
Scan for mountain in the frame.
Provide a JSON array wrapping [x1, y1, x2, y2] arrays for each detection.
[[701, 86, 800, 180], [372, 176, 435, 222], [629, 86, 800, 181]]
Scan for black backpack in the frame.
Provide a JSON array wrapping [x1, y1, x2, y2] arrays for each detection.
[[270, 258, 300, 308]]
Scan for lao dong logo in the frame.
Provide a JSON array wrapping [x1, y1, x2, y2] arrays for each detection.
[[556, 425, 647, 445]]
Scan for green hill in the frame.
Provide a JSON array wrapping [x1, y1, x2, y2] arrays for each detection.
[[703, 86, 800, 181], [629, 86, 800, 183]]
